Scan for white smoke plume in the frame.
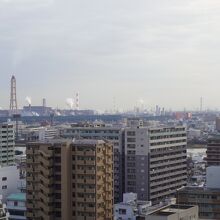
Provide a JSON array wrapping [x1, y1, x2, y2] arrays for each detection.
[[25, 96, 32, 105], [66, 98, 74, 109], [138, 98, 144, 105]]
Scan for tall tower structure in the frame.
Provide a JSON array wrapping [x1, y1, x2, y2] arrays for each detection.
[[9, 75, 18, 113], [75, 92, 79, 110], [200, 97, 203, 112], [42, 98, 46, 108]]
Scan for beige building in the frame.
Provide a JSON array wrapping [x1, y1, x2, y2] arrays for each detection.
[[26, 139, 114, 220], [61, 122, 123, 203], [145, 204, 198, 220]]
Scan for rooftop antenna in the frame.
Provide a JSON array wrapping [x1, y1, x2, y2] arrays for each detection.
[[200, 97, 203, 112]]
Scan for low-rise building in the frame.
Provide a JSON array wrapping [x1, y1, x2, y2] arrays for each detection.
[[145, 204, 198, 220], [177, 166, 220, 219], [177, 187, 220, 220], [6, 193, 26, 220], [114, 193, 198, 220], [114, 193, 152, 220]]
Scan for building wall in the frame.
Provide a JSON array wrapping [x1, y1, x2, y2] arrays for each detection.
[[177, 187, 220, 219], [149, 126, 187, 204], [206, 136, 220, 166], [124, 126, 187, 204], [124, 127, 150, 201], [71, 140, 114, 220], [7, 194, 26, 220], [206, 166, 220, 188], [114, 204, 136, 220], [62, 126, 123, 203], [146, 207, 198, 220], [26, 139, 114, 220], [0, 166, 20, 202]]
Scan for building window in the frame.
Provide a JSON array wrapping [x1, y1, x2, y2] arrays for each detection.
[[119, 209, 126, 215], [2, 185, 7, 189], [14, 201, 18, 206], [2, 177, 7, 181]]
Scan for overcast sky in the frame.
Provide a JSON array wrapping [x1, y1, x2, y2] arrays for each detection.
[[1, 0, 220, 111]]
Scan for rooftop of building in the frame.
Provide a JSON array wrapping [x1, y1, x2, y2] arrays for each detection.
[[7, 193, 26, 202], [28, 138, 108, 146], [148, 204, 195, 216], [27, 138, 72, 145], [208, 134, 220, 141], [178, 186, 220, 193], [72, 139, 106, 146]]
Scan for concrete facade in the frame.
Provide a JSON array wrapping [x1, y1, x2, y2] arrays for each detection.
[[26, 139, 114, 220], [6, 193, 26, 220], [206, 135, 220, 166], [124, 124, 187, 204], [206, 166, 220, 188], [145, 204, 198, 220], [61, 123, 123, 203], [0, 123, 15, 166], [177, 187, 220, 219], [0, 166, 20, 203]]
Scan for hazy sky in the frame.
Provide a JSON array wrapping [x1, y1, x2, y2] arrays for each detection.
[[1, 0, 220, 111]]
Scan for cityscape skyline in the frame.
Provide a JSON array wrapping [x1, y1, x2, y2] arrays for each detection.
[[0, 75, 217, 112], [0, 1, 220, 219], [1, 0, 220, 111]]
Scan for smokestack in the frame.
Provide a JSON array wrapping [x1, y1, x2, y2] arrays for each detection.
[[200, 97, 203, 112], [42, 98, 46, 108]]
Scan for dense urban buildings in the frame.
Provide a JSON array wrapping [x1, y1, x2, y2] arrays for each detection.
[[26, 139, 114, 220], [0, 122, 15, 166], [177, 166, 220, 220], [61, 122, 123, 203], [61, 119, 187, 205], [114, 193, 198, 220]]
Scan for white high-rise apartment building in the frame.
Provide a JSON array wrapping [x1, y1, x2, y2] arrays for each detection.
[[0, 123, 15, 166]]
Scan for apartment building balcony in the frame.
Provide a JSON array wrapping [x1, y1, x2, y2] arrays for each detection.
[[150, 175, 187, 188], [150, 153, 186, 162], [150, 163, 186, 174], [150, 180, 186, 194], [38, 173, 53, 185], [151, 169, 186, 181], [150, 158, 186, 169]]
